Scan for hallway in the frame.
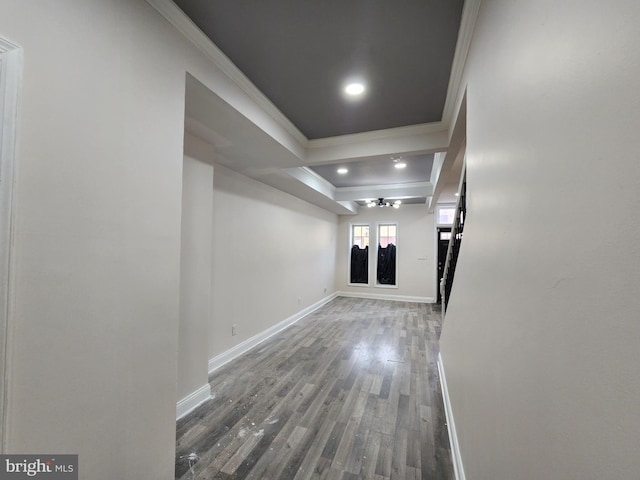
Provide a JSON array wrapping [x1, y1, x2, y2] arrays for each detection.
[[175, 297, 452, 479]]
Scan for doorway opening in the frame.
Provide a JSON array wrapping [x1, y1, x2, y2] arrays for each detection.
[[437, 228, 452, 303]]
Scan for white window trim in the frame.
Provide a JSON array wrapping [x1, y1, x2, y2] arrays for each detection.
[[374, 221, 399, 289], [347, 222, 371, 287]]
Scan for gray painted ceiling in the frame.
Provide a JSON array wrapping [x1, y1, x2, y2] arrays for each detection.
[[173, 0, 464, 139], [309, 154, 433, 188], [175, 1, 468, 212]]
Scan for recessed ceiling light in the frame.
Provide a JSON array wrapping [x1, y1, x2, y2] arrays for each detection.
[[394, 162, 407, 169], [337, 167, 348, 174], [345, 83, 365, 96]]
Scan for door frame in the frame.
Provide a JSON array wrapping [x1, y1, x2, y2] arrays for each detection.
[[0, 37, 22, 452], [436, 227, 452, 303]]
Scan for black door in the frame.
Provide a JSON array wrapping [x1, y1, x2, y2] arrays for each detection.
[[437, 227, 452, 303]]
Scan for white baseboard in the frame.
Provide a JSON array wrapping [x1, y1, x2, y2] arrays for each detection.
[[176, 383, 212, 420], [337, 291, 435, 304], [438, 352, 466, 480], [208, 292, 338, 374]]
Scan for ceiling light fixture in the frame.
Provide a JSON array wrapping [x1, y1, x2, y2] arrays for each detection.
[[345, 83, 365, 96], [367, 198, 401, 209], [337, 167, 348, 174], [392, 157, 407, 169]]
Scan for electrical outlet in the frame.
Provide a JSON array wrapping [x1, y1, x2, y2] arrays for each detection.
[[232, 324, 237, 336]]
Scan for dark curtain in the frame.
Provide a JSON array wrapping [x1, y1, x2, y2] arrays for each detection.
[[350, 245, 368, 283], [377, 243, 396, 285]]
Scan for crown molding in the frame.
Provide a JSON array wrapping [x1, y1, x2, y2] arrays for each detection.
[[0, 37, 20, 53], [441, 0, 482, 126], [146, 0, 478, 157], [145, 0, 308, 147]]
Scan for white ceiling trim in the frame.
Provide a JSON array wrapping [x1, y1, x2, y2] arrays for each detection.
[[246, 169, 358, 215], [307, 122, 447, 149], [306, 129, 449, 166], [441, 0, 482, 127], [280, 167, 337, 201], [152, 0, 479, 215], [146, 0, 479, 153], [146, 0, 308, 147], [334, 182, 433, 202]]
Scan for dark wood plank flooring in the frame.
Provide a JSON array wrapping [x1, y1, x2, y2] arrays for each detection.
[[175, 297, 452, 479]]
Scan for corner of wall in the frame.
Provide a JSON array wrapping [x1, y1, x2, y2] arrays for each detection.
[[437, 352, 466, 480], [208, 293, 338, 375], [176, 383, 212, 420]]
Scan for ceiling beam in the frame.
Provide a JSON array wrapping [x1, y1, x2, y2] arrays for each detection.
[[430, 92, 467, 210], [305, 123, 448, 165], [334, 182, 433, 202]]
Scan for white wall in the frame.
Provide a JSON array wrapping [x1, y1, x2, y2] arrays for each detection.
[[439, 1, 640, 479], [0, 1, 311, 478], [178, 134, 214, 401], [336, 205, 436, 301], [210, 164, 337, 358]]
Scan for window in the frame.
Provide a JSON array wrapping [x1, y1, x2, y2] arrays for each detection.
[[352, 225, 369, 249], [377, 223, 397, 286], [349, 224, 369, 284], [378, 224, 396, 247], [436, 205, 456, 226]]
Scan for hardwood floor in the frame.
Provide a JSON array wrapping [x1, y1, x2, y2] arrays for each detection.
[[175, 297, 453, 480]]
